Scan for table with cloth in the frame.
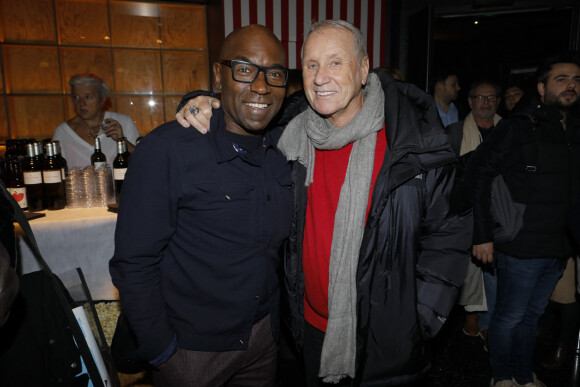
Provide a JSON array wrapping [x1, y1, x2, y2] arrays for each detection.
[[16, 207, 119, 300]]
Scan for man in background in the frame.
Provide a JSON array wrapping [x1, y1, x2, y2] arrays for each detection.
[[448, 80, 502, 351], [433, 71, 462, 127]]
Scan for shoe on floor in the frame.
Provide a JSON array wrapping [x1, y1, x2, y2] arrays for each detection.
[[490, 379, 515, 387], [539, 342, 571, 370], [463, 312, 479, 336], [512, 373, 547, 387]]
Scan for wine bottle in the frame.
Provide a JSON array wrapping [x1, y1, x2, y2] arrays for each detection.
[[0, 157, 7, 183], [113, 138, 130, 203], [52, 140, 68, 180], [7, 159, 28, 210], [91, 138, 107, 170], [23, 143, 45, 211], [43, 143, 65, 210]]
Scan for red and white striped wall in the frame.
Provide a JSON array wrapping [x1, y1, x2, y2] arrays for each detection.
[[223, 0, 387, 69]]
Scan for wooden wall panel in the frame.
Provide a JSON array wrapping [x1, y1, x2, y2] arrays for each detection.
[[110, 1, 161, 48], [1, 0, 57, 43], [60, 48, 113, 93], [0, 98, 7, 140], [0, 1, 208, 142], [56, 0, 111, 46], [3, 46, 61, 93], [163, 52, 208, 95], [160, 4, 206, 50], [116, 96, 164, 136], [114, 50, 162, 94], [8, 96, 64, 140], [163, 96, 182, 125]]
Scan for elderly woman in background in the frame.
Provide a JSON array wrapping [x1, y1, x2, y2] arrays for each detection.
[[52, 74, 139, 168]]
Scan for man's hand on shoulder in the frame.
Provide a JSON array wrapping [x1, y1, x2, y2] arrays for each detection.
[[175, 96, 220, 133], [472, 242, 494, 263]]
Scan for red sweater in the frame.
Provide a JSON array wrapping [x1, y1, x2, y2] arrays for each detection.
[[302, 127, 387, 332]]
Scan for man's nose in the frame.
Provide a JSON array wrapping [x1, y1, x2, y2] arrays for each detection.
[[250, 70, 270, 94]]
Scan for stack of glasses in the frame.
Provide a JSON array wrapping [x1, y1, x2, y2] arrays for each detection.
[[65, 166, 115, 208]]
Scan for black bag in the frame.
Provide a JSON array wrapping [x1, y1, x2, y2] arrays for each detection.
[[0, 182, 110, 387], [490, 174, 526, 244], [461, 115, 538, 245]]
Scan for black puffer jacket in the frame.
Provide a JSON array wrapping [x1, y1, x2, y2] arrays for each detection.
[[467, 100, 580, 259], [283, 74, 472, 385]]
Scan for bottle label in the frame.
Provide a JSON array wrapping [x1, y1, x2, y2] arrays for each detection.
[[24, 171, 42, 185], [43, 170, 62, 183], [61, 168, 66, 180], [8, 187, 28, 209], [114, 168, 127, 180], [94, 161, 107, 170]]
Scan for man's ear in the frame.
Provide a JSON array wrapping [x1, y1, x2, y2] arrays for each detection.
[[213, 62, 223, 93], [360, 56, 370, 85], [537, 81, 546, 99]]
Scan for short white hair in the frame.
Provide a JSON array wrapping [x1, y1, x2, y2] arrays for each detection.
[[302, 20, 368, 64], [69, 74, 110, 99]]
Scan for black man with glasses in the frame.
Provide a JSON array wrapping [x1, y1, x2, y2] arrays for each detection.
[[110, 24, 293, 386]]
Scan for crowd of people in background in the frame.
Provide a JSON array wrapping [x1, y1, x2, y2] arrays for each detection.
[[433, 60, 580, 387]]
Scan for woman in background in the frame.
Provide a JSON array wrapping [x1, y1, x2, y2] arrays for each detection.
[[502, 85, 525, 114], [52, 74, 139, 168]]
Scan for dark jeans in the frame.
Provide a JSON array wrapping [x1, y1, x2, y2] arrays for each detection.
[[489, 253, 564, 384], [303, 322, 352, 387], [154, 315, 277, 387], [478, 261, 498, 331]]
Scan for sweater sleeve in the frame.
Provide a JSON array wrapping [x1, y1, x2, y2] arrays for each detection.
[[109, 129, 180, 362]]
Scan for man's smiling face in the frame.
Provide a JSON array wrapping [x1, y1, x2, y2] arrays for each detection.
[[214, 25, 287, 136], [301, 26, 369, 128]]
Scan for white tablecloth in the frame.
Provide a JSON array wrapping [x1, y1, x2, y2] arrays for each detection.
[[16, 207, 119, 300]]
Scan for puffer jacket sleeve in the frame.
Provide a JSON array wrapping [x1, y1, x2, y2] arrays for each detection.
[[415, 163, 472, 339]]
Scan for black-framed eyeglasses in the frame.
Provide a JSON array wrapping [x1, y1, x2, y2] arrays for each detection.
[[219, 60, 289, 87], [470, 95, 499, 102]]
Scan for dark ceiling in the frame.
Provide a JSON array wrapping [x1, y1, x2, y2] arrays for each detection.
[[430, 6, 572, 104]]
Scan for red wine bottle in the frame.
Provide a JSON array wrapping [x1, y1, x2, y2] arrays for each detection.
[[52, 140, 68, 180], [113, 138, 130, 203], [7, 159, 28, 210], [91, 138, 107, 170], [43, 143, 65, 210], [23, 142, 45, 211]]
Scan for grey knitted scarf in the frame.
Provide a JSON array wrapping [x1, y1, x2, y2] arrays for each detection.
[[278, 73, 385, 383]]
